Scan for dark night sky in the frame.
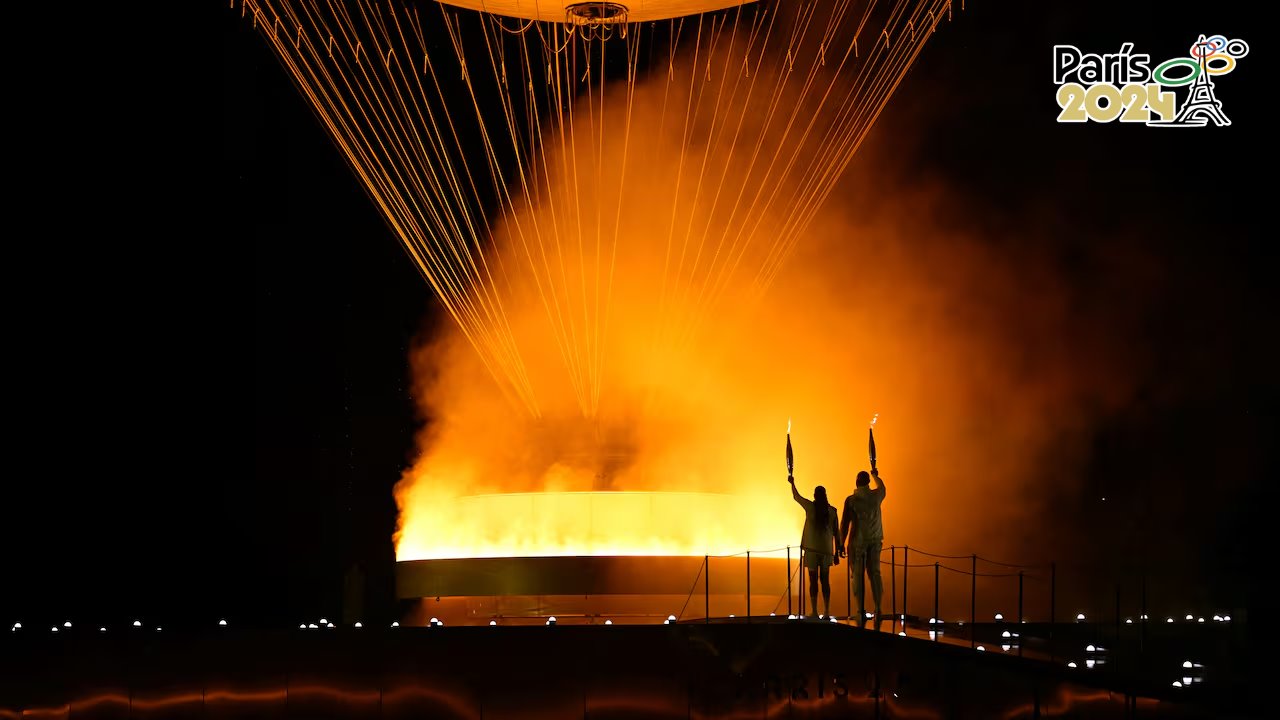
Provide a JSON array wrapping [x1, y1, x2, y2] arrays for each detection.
[[3, 1, 1271, 630]]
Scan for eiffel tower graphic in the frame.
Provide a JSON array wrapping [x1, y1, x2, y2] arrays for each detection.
[[1153, 35, 1231, 127]]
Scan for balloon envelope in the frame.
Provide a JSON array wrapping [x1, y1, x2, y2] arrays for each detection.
[[438, 1, 759, 23]]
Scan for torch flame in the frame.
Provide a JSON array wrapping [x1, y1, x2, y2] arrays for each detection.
[[870, 413, 879, 427], [787, 417, 792, 434]]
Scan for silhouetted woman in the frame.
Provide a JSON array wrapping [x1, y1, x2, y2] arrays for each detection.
[[789, 475, 840, 618]]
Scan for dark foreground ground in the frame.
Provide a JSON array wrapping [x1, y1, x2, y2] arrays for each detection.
[[1, 615, 1255, 719]]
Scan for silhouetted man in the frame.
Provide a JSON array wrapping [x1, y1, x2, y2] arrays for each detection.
[[840, 468, 886, 626]]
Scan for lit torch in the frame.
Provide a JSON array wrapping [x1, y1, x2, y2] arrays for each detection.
[[869, 413, 879, 472], [786, 418, 794, 479]]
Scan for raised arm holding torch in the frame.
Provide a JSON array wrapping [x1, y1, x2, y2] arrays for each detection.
[[786, 418, 794, 479], [843, 413, 887, 626], [869, 412, 878, 472], [786, 419, 839, 617]]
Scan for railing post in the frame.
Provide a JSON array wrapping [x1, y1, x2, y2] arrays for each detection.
[[903, 545, 910, 632], [1050, 562, 1057, 663], [705, 555, 710, 624], [1139, 568, 1146, 656], [890, 545, 897, 622], [787, 546, 792, 616], [970, 554, 977, 649], [799, 548, 805, 617], [746, 551, 751, 623], [1018, 570, 1024, 657], [1114, 584, 1120, 650], [933, 562, 940, 641], [847, 551, 853, 620]]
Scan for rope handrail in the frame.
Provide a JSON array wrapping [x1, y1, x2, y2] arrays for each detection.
[[879, 559, 1041, 579], [667, 544, 1055, 569], [675, 557, 706, 621], [932, 563, 1028, 579], [710, 545, 793, 558], [886, 546, 969, 560], [771, 562, 803, 616], [975, 554, 1050, 569]]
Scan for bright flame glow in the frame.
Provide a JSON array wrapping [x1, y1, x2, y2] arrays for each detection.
[[397, 491, 794, 559], [1183, 661, 1192, 668], [219, 619, 227, 626], [133, 620, 141, 627]]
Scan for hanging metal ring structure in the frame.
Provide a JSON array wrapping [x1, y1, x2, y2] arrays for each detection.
[[564, 2, 630, 40]]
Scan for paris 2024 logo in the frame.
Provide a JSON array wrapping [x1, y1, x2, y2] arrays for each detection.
[[1053, 35, 1248, 126]]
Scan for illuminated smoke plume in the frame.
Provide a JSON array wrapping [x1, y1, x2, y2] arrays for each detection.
[[394, 43, 1138, 565]]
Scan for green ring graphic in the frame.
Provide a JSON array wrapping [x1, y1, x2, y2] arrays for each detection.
[[1153, 57, 1199, 87]]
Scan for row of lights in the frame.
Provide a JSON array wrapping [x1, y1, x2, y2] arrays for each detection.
[[1077, 612, 1231, 624], [1173, 659, 1207, 688], [12, 619, 238, 633], [14, 611, 1233, 633]]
